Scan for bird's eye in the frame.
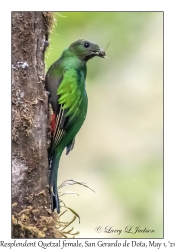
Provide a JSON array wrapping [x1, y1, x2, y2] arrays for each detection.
[[84, 42, 90, 48]]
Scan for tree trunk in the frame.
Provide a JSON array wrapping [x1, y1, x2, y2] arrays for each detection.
[[12, 11, 59, 238]]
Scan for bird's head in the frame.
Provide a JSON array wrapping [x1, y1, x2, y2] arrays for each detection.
[[68, 39, 106, 61]]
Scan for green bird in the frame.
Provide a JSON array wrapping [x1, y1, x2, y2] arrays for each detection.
[[45, 39, 106, 213]]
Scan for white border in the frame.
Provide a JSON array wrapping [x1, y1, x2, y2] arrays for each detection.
[[1, 0, 174, 246]]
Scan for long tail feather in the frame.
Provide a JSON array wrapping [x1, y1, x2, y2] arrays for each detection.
[[49, 151, 62, 213]]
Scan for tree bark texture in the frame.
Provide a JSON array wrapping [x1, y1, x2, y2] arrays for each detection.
[[12, 11, 58, 238]]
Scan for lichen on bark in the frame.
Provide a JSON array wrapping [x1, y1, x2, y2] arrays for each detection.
[[12, 11, 60, 238]]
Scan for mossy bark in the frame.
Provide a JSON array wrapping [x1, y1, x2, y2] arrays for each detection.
[[12, 11, 61, 238]]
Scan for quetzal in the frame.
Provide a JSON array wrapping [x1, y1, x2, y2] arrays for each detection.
[[45, 39, 106, 213]]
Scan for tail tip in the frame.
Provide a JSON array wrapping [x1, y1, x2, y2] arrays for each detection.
[[50, 186, 60, 214]]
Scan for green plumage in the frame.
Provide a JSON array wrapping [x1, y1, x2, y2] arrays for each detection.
[[45, 39, 106, 213], [57, 68, 84, 120]]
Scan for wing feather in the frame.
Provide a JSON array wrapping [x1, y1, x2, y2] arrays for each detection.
[[49, 68, 83, 155]]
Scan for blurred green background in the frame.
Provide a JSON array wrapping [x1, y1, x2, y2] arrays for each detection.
[[45, 12, 163, 238]]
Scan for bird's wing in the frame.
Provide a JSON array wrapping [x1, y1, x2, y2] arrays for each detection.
[[49, 68, 83, 154]]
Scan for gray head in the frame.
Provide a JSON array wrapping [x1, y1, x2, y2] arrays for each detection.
[[68, 39, 106, 61]]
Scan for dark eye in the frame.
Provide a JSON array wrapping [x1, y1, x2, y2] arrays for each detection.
[[84, 42, 90, 48]]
